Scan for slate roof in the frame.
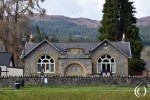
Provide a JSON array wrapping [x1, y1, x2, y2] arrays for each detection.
[[21, 39, 132, 58], [0, 52, 14, 66]]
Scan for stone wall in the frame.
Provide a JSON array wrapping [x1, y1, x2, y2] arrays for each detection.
[[0, 76, 150, 87]]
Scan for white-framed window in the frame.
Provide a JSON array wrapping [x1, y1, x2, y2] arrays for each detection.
[[97, 55, 115, 73], [37, 55, 55, 73]]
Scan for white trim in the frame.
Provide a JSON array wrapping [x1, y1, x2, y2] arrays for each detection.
[[37, 55, 55, 73], [97, 55, 116, 73]]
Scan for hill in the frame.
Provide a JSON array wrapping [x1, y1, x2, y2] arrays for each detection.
[[137, 16, 150, 45], [29, 14, 150, 44]]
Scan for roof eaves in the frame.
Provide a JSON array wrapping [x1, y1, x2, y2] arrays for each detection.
[[92, 39, 131, 58], [108, 41, 131, 58], [22, 39, 60, 58], [109, 42, 131, 58], [128, 41, 132, 59]]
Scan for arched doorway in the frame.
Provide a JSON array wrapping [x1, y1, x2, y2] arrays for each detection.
[[64, 63, 85, 76]]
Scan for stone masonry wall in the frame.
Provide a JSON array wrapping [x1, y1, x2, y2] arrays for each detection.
[[24, 42, 60, 75], [91, 41, 128, 76], [0, 76, 150, 87]]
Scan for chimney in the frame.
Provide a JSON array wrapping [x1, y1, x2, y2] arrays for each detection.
[[122, 33, 125, 42], [29, 34, 33, 43]]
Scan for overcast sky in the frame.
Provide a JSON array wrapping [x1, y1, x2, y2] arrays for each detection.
[[41, 0, 150, 20]]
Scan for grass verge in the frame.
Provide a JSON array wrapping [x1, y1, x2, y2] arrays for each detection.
[[0, 85, 149, 100]]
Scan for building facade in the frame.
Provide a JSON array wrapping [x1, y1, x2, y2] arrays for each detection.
[[21, 39, 132, 76], [0, 52, 23, 76]]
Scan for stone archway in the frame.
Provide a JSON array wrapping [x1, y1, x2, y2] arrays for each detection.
[[64, 63, 85, 76]]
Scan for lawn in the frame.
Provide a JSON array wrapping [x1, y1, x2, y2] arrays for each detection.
[[0, 85, 150, 100]]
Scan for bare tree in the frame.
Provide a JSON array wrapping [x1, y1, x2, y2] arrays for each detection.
[[0, 0, 46, 67]]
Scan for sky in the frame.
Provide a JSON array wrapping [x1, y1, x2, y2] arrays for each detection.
[[41, 0, 150, 20]]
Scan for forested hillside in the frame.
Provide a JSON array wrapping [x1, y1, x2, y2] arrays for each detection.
[[137, 16, 150, 45], [29, 14, 150, 44]]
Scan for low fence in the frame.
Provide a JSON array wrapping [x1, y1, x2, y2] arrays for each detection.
[[0, 75, 150, 87]]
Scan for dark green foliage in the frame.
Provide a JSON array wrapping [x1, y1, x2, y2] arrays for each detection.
[[29, 17, 150, 44], [129, 58, 145, 75], [99, 0, 145, 75], [30, 20, 99, 42], [99, 0, 120, 41], [32, 25, 49, 42], [49, 35, 59, 42]]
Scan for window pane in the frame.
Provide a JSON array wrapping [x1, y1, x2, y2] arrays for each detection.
[[38, 59, 41, 63], [111, 64, 115, 72], [98, 64, 101, 72], [43, 60, 49, 63], [50, 59, 54, 63], [107, 64, 110, 72], [101, 55, 105, 59], [51, 64, 54, 72], [42, 64, 45, 72], [111, 58, 114, 62], [103, 59, 109, 62], [107, 55, 111, 59], [46, 64, 49, 70], [37, 64, 41, 72], [41, 55, 45, 59], [46, 55, 51, 59], [98, 58, 101, 62], [102, 64, 106, 72]]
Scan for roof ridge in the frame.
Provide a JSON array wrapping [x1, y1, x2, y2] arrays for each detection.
[[21, 39, 131, 59]]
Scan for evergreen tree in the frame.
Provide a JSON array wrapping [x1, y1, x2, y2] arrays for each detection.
[[99, 0, 120, 41], [99, 0, 145, 75], [33, 25, 49, 42], [50, 36, 59, 42]]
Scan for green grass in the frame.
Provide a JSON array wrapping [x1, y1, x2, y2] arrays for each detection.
[[0, 85, 150, 100]]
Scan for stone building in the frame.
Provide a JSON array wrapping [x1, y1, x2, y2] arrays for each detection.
[[21, 39, 132, 76]]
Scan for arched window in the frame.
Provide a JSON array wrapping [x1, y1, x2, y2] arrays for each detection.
[[97, 55, 115, 73], [37, 55, 55, 73]]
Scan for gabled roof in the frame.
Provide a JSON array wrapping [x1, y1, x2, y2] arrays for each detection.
[[21, 39, 132, 59], [92, 39, 132, 58], [0, 52, 14, 66], [21, 39, 60, 58]]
